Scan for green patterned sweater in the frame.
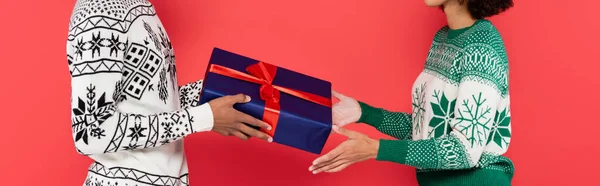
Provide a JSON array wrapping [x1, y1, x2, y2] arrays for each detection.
[[359, 20, 514, 186]]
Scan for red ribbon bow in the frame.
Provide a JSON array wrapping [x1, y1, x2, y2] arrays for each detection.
[[208, 62, 332, 137]]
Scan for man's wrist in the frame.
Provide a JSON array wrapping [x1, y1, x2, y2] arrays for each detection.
[[189, 103, 215, 132]]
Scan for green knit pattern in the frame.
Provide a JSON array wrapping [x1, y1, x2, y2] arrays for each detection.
[[425, 20, 509, 96], [358, 102, 412, 140], [360, 20, 513, 186]]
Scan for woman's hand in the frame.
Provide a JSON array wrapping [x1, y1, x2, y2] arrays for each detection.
[[309, 126, 379, 174], [332, 91, 361, 127]]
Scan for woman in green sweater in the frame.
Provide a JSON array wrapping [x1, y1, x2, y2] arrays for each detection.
[[308, 0, 514, 185]]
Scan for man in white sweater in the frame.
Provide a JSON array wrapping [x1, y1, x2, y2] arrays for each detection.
[[66, 1, 272, 185]]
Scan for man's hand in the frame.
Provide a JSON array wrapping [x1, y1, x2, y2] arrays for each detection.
[[209, 94, 273, 142], [309, 126, 379, 174], [332, 91, 361, 127]]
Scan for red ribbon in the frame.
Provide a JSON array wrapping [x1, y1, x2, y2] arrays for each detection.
[[208, 62, 332, 137]]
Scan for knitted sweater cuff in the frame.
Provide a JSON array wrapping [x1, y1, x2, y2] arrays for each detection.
[[357, 101, 384, 128], [376, 139, 409, 164]]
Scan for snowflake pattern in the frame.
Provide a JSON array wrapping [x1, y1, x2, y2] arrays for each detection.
[[90, 128, 106, 139], [74, 32, 127, 60], [145, 21, 171, 104], [144, 21, 162, 52], [412, 83, 427, 135], [160, 139, 171, 145], [112, 80, 127, 102], [161, 121, 174, 139], [123, 143, 142, 151], [158, 68, 169, 103], [428, 90, 456, 138], [84, 176, 121, 186], [179, 80, 203, 109], [453, 92, 493, 148], [159, 113, 190, 140], [180, 86, 190, 106], [157, 26, 177, 90], [487, 107, 511, 148], [127, 122, 148, 143], [72, 84, 115, 145]]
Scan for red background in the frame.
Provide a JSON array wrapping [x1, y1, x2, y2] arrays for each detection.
[[0, 0, 599, 185]]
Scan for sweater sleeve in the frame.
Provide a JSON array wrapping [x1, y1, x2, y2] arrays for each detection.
[[66, 20, 214, 156], [179, 80, 204, 109], [357, 102, 413, 140], [375, 38, 509, 170]]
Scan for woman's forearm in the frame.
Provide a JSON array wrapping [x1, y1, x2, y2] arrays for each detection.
[[358, 102, 413, 140]]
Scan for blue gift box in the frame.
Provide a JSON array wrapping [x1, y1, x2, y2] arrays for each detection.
[[199, 48, 332, 154]]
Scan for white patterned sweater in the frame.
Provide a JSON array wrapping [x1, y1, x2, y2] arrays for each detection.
[[66, 1, 214, 185]]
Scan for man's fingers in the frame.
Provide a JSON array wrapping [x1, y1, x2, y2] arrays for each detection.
[[236, 111, 272, 130], [238, 124, 273, 142], [227, 94, 251, 104], [231, 131, 249, 140]]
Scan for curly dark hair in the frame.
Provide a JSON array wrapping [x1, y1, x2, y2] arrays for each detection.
[[460, 0, 514, 19]]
